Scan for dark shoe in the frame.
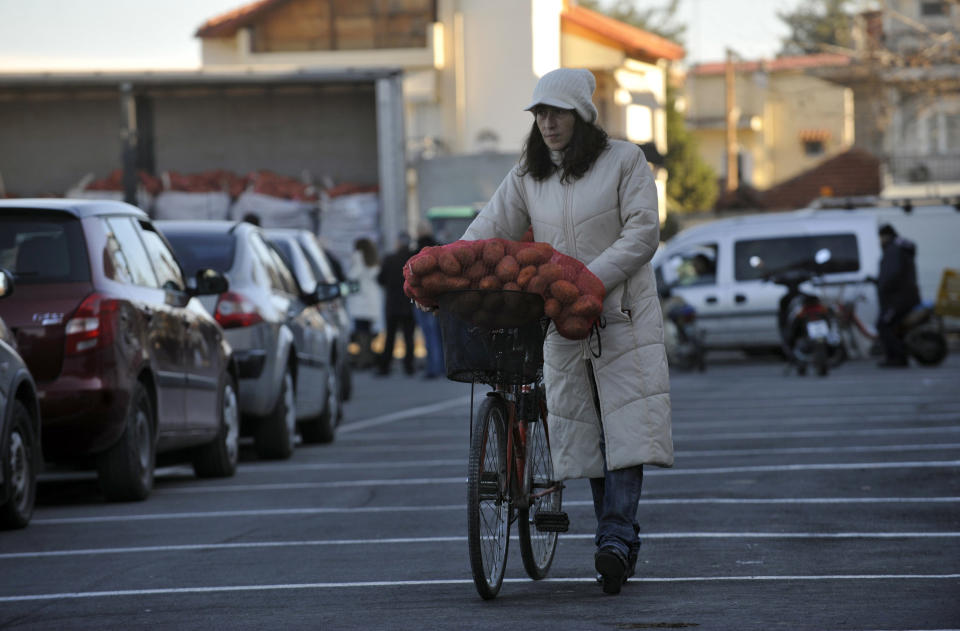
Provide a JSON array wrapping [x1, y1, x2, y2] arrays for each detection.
[[877, 359, 908, 368], [594, 549, 627, 595], [375, 367, 390, 377]]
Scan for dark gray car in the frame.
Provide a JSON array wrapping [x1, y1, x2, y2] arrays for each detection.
[[0, 269, 42, 528]]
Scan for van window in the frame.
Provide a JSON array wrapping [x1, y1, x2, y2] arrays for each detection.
[[662, 244, 718, 287], [734, 233, 859, 281]]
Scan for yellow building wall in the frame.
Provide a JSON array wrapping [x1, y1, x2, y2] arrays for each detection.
[[685, 66, 852, 192]]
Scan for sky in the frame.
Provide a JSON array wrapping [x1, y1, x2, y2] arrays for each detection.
[[0, 0, 802, 71]]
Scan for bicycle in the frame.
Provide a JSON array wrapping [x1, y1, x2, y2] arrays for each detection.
[[436, 290, 568, 600]]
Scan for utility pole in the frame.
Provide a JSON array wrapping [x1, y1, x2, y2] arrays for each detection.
[[725, 48, 739, 193]]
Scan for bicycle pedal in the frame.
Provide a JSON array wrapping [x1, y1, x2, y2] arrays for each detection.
[[478, 472, 500, 499], [534, 511, 569, 532]]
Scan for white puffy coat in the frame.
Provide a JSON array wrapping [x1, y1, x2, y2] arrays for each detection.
[[462, 140, 672, 480], [346, 251, 383, 331]]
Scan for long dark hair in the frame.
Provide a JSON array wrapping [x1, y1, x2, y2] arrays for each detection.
[[518, 113, 609, 183]]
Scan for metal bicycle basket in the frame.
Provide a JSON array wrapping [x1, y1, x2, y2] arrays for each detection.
[[436, 290, 547, 385]]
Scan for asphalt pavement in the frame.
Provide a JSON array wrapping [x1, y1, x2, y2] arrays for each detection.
[[1, 351, 958, 631]]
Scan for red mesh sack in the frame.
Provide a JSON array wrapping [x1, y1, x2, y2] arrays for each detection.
[[404, 238, 606, 340]]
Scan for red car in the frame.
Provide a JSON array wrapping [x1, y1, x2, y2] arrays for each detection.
[[0, 199, 238, 501]]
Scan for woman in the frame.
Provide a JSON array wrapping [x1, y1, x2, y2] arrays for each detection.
[[346, 237, 383, 370], [461, 67, 672, 595]]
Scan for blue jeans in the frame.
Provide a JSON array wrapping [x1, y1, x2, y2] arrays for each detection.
[[414, 308, 445, 377], [589, 444, 643, 575]]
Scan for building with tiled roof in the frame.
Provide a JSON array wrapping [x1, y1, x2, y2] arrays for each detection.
[[194, 0, 685, 221], [684, 52, 855, 199]]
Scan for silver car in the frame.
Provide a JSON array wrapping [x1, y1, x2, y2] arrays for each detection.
[[265, 229, 353, 406], [158, 221, 342, 456]]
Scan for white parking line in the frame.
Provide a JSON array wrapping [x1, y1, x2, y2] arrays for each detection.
[[242, 444, 960, 472], [149, 459, 960, 495], [28, 496, 959, 526], [2, 573, 958, 603], [337, 396, 472, 434], [4, 532, 960, 560]]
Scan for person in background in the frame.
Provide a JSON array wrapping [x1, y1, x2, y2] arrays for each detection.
[[876, 223, 920, 368], [376, 232, 416, 376], [460, 67, 671, 594], [346, 237, 382, 370], [414, 222, 445, 379]]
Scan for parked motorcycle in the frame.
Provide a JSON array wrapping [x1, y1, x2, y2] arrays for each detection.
[[821, 278, 948, 366], [659, 285, 707, 372], [753, 248, 844, 376]]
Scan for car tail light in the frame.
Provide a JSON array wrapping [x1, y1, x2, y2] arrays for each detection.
[[65, 293, 118, 355], [214, 291, 264, 329]]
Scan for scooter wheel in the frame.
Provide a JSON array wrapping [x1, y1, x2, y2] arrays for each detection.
[[909, 330, 948, 366]]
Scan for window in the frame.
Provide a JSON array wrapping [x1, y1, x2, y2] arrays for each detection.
[[248, 233, 291, 294], [803, 140, 825, 156], [661, 244, 718, 287], [271, 238, 318, 293], [163, 232, 236, 278], [921, 1, 948, 17], [0, 214, 90, 283], [138, 223, 185, 292], [251, 0, 436, 53], [734, 233, 860, 281], [103, 217, 158, 288]]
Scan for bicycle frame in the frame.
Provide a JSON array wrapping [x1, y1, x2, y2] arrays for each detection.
[[481, 381, 561, 521]]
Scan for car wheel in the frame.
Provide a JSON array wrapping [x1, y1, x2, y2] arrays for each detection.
[[193, 374, 240, 478], [98, 381, 155, 502], [300, 364, 338, 444], [255, 368, 296, 460], [0, 401, 37, 529]]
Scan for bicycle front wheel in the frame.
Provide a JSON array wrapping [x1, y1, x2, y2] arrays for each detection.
[[467, 395, 511, 599], [518, 413, 561, 579]]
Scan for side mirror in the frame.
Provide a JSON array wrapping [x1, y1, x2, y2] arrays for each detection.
[[193, 268, 229, 296], [0, 268, 13, 299], [341, 280, 360, 296], [313, 282, 342, 303]]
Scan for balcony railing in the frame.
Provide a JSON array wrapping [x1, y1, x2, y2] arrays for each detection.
[[885, 154, 960, 183]]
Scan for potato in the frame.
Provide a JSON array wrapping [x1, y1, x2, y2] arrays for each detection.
[[438, 251, 462, 276], [495, 255, 520, 283], [410, 254, 437, 276], [422, 272, 450, 294], [516, 246, 548, 267], [569, 294, 603, 319], [557, 316, 591, 340], [526, 275, 548, 296], [544, 297, 562, 319], [449, 276, 471, 290], [452, 243, 476, 267], [517, 265, 537, 289], [478, 275, 502, 291], [549, 279, 580, 305], [537, 262, 562, 285], [576, 269, 606, 299], [465, 261, 486, 282], [482, 240, 505, 266], [502, 282, 521, 292]]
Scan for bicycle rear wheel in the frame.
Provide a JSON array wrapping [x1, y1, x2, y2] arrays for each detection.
[[518, 411, 561, 579], [467, 395, 511, 599]]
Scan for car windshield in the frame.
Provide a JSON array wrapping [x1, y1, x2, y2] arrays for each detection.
[[163, 232, 236, 277], [0, 213, 90, 283]]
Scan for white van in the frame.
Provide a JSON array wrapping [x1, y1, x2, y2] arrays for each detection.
[[653, 209, 881, 352]]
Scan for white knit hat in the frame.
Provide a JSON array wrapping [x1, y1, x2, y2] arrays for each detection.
[[524, 68, 598, 124]]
